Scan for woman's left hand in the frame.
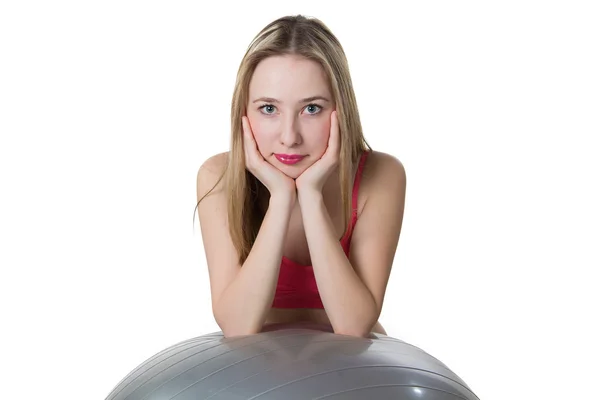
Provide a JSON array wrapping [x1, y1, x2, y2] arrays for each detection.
[[295, 110, 341, 195]]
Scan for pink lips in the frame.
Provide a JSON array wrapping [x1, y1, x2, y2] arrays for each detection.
[[274, 153, 306, 165]]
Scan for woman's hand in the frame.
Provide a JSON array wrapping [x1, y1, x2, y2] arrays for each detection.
[[242, 116, 297, 201], [295, 111, 341, 196]]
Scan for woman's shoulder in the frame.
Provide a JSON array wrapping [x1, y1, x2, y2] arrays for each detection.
[[353, 150, 405, 216], [199, 151, 229, 175], [197, 151, 229, 198], [363, 150, 406, 185]]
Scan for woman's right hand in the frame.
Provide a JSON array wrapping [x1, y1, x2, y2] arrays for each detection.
[[242, 116, 297, 202]]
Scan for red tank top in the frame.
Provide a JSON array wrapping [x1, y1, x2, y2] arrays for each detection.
[[271, 150, 370, 309]]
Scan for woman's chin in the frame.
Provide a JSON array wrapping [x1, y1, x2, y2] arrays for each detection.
[[273, 162, 310, 179], [280, 169, 302, 179]]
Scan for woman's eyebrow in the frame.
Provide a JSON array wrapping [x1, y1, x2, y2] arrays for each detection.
[[252, 96, 330, 104]]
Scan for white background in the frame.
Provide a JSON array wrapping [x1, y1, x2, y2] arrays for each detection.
[[1, 1, 598, 399]]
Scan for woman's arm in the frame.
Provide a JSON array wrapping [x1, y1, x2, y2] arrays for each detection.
[[214, 195, 294, 337], [297, 153, 406, 338], [197, 157, 295, 337], [297, 191, 379, 337]]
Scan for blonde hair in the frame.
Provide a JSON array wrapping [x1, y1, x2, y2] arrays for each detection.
[[194, 14, 372, 265]]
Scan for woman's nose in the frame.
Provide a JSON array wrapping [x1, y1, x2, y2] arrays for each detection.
[[280, 130, 301, 146], [279, 119, 302, 146]]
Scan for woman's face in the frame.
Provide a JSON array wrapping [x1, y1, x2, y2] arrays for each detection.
[[246, 54, 335, 179]]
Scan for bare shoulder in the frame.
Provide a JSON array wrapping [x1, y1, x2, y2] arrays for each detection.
[[363, 150, 406, 190], [199, 151, 229, 176], [197, 151, 230, 199]]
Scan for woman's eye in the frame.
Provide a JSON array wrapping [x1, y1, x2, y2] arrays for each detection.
[[305, 104, 322, 114], [260, 104, 276, 114], [258, 103, 322, 115]]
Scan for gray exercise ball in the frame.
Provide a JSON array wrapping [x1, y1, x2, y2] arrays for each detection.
[[105, 322, 479, 399]]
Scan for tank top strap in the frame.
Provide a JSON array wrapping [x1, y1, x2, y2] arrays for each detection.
[[340, 150, 369, 253], [351, 150, 370, 218]]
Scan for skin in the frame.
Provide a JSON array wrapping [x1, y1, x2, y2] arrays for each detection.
[[244, 55, 389, 336], [246, 54, 335, 186]]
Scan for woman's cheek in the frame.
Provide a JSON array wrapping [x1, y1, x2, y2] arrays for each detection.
[[253, 135, 269, 157], [257, 133, 279, 159], [319, 124, 331, 147]]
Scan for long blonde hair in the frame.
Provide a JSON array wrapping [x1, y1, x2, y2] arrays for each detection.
[[194, 14, 372, 265]]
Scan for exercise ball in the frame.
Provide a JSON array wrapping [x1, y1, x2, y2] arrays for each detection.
[[105, 322, 478, 399]]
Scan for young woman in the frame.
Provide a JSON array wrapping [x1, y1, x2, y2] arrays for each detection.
[[195, 15, 406, 338]]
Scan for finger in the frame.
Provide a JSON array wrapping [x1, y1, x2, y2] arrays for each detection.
[[243, 117, 259, 146], [331, 111, 338, 143], [241, 116, 249, 139], [242, 117, 253, 164], [328, 111, 340, 157], [242, 117, 262, 166]]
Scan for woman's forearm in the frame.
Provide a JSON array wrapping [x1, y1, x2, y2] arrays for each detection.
[[214, 194, 294, 337], [298, 191, 378, 337]]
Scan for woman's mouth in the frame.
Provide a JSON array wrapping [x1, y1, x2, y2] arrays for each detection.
[[274, 154, 306, 165]]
